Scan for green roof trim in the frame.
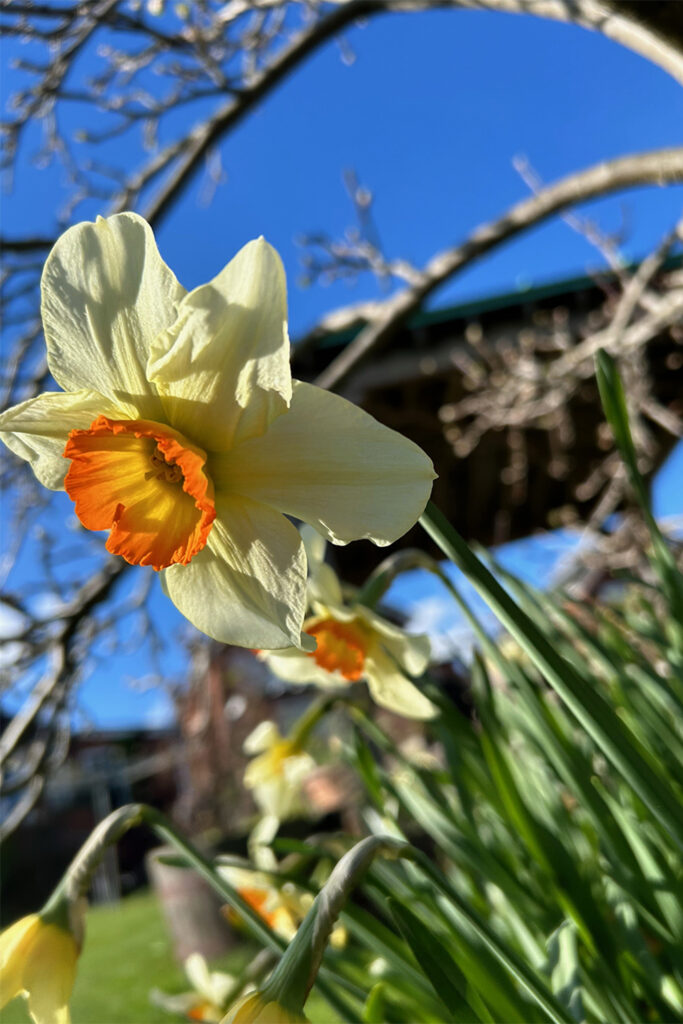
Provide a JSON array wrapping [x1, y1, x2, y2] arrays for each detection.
[[314, 252, 683, 350]]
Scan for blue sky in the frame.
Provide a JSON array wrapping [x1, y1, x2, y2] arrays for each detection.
[[2, 6, 682, 727]]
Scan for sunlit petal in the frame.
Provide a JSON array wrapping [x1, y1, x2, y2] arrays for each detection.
[[41, 213, 185, 420], [0, 390, 123, 490], [162, 495, 310, 650], [357, 607, 431, 676], [259, 648, 348, 690], [23, 925, 77, 1024], [0, 915, 40, 1009], [365, 649, 437, 720], [211, 381, 435, 546], [148, 238, 291, 452]]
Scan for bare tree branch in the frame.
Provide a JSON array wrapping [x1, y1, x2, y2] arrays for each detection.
[[311, 147, 683, 390]]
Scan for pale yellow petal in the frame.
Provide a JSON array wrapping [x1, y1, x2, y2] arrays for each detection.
[[148, 238, 291, 452], [299, 525, 326, 573], [299, 526, 342, 609], [262, 649, 348, 690], [183, 954, 216, 1006], [282, 753, 315, 790], [365, 650, 437, 720], [357, 607, 431, 676], [250, 777, 293, 819], [0, 915, 40, 1009], [210, 381, 435, 546], [41, 213, 185, 420], [243, 720, 281, 756], [22, 925, 77, 1024], [0, 390, 125, 489], [309, 564, 343, 609], [161, 495, 310, 650]]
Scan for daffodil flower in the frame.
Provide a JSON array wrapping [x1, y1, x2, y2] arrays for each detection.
[[221, 992, 308, 1024], [260, 534, 436, 719], [219, 862, 301, 941], [219, 859, 347, 951], [0, 213, 435, 649], [151, 953, 237, 1022], [0, 907, 82, 1024], [243, 721, 315, 821]]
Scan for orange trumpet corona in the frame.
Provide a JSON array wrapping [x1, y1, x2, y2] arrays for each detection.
[[305, 618, 368, 681], [64, 416, 215, 570]]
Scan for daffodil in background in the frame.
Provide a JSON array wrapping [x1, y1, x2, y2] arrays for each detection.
[[219, 862, 300, 941], [259, 531, 436, 719], [0, 213, 435, 650], [151, 953, 237, 1023], [242, 721, 315, 823], [218, 860, 346, 950], [0, 898, 83, 1024]]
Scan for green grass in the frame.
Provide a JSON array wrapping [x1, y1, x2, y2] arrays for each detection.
[[4, 889, 339, 1024]]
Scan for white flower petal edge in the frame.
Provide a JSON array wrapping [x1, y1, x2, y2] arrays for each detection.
[[211, 380, 436, 546], [300, 524, 326, 569], [243, 720, 281, 756], [260, 649, 348, 690], [309, 563, 344, 608], [357, 607, 431, 677], [300, 524, 343, 605], [161, 494, 313, 651], [365, 649, 437, 720], [0, 389, 125, 489], [42, 213, 185, 422], [148, 238, 291, 453]]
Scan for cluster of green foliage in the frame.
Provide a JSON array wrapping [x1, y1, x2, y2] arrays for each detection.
[[264, 354, 682, 1022]]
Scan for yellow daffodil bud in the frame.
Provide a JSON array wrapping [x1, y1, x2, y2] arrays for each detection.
[[221, 991, 309, 1024], [0, 806, 141, 1024], [0, 905, 82, 1024]]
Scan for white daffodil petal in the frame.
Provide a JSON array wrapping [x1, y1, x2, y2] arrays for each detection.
[[365, 650, 437, 720], [251, 778, 291, 819], [309, 563, 343, 608], [0, 389, 125, 489], [41, 213, 185, 420], [243, 720, 280, 756], [300, 524, 326, 572], [184, 954, 214, 1004], [263, 649, 349, 690], [357, 607, 431, 676], [248, 817, 280, 864], [148, 238, 291, 452], [161, 495, 309, 650], [211, 381, 436, 546]]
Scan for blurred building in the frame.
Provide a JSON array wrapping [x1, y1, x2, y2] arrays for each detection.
[[293, 257, 682, 581], [1, 724, 179, 919]]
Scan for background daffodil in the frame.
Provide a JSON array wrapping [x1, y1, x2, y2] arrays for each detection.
[[259, 534, 436, 719], [150, 953, 237, 1022], [218, 862, 300, 941], [0, 213, 435, 650], [242, 721, 315, 822]]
